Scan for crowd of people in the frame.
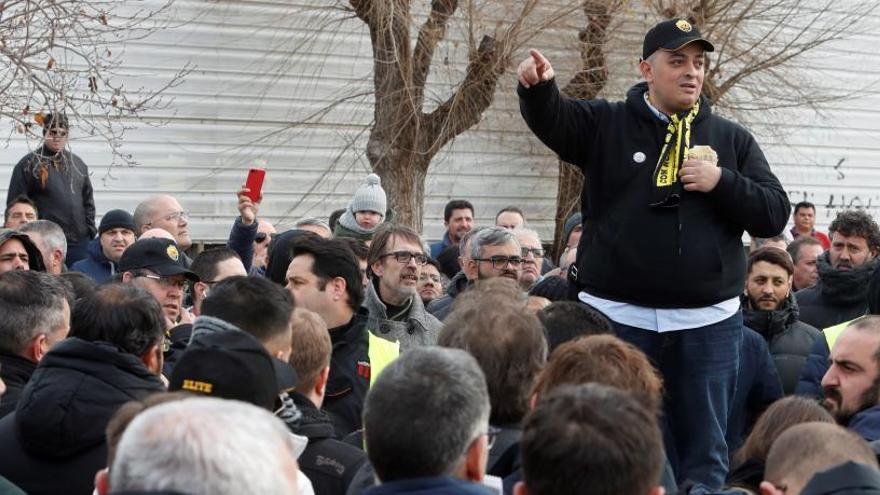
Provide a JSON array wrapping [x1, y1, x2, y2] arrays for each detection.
[[2, 17, 880, 495]]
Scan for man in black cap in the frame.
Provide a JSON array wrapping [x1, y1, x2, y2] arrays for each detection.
[[71, 209, 137, 283], [7, 112, 96, 266], [119, 238, 199, 330], [517, 18, 790, 488]]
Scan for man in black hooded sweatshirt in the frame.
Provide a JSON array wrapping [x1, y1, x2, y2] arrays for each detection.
[[517, 19, 789, 489], [0, 284, 165, 495], [797, 210, 880, 331]]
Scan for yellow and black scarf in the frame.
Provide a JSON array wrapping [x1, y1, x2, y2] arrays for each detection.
[[650, 100, 700, 208]]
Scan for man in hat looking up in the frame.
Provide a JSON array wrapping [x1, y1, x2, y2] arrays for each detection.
[[517, 18, 790, 488], [7, 112, 96, 266]]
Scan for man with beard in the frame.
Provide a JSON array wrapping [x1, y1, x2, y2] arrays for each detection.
[[464, 227, 522, 286], [797, 210, 880, 330], [742, 247, 820, 394], [820, 316, 880, 441], [363, 224, 442, 351]]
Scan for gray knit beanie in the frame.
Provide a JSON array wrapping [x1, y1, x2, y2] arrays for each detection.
[[350, 174, 387, 217], [562, 212, 583, 245]]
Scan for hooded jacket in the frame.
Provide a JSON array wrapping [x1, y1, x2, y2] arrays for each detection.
[[426, 271, 471, 322], [70, 236, 117, 283], [741, 292, 820, 394], [0, 352, 36, 418], [796, 253, 877, 330], [519, 80, 790, 308], [363, 279, 441, 351], [0, 338, 164, 495], [7, 145, 97, 245], [0, 229, 45, 271], [288, 391, 367, 495], [801, 461, 880, 495]]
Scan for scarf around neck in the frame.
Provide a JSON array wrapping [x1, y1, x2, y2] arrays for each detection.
[[650, 99, 700, 208]]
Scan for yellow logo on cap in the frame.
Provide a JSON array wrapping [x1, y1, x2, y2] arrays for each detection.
[[676, 20, 693, 32], [181, 379, 213, 393], [166, 245, 180, 262]]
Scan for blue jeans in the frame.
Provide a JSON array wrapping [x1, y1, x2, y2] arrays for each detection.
[[613, 311, 742, 490]]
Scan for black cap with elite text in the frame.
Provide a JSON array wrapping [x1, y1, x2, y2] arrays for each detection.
[[642, 19, 715, 60]]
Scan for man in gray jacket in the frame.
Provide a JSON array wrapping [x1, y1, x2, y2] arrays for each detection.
[[364, 224, 441, 351]]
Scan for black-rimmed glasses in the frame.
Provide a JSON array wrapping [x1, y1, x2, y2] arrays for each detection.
[[379, 251, 428, 265], [473, 256, 524, 269]]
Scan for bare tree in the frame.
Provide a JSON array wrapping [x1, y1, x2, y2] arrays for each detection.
[[347, 0, 587, 230], [0, 0, 190, 169]]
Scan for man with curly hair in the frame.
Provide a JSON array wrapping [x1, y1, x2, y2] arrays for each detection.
[[796, 210, 880, 330]]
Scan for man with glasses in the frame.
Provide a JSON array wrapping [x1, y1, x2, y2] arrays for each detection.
[[119, 237, 199, 331], [417, 258, 444, 305], [7, 112, 97, 266], [134, 195, 193, 258], [364, 224, 442, 351], [514, 228, 545, 291], [464, 227, 523, 285]]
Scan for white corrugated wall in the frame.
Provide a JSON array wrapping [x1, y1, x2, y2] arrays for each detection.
[[0, 0, 878, 243]]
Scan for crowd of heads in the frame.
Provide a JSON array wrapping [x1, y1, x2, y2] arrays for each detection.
[[5, 156, 880, 495]]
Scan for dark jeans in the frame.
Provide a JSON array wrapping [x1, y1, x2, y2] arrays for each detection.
[[613, 311, 743, 490]]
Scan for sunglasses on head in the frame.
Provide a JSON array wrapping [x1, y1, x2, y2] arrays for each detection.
[[255, 232, 273, 243]]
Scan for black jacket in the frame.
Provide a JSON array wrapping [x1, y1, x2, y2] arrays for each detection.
[[0, 352, 36, 418], [0, 338, 164, 495], [70, 237, 116, 283], [741, 293, 821, 394], [326, 310, 373, 438], [7, 146, 97, 244], [288, 392, 367, 495], [796, 253, 876, 330], [801, 461, 880, 495], [519, 81, 789, 308]]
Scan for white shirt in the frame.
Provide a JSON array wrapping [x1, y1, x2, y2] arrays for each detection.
[[579, 291, 740, 332]]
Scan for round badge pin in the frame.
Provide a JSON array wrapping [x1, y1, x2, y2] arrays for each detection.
[[633, 152, 646, 163]]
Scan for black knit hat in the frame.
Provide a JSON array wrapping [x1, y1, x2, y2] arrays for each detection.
[[642, 19, 715, 60], [99, 209, 136, 235], [169, 330, 279, 411]]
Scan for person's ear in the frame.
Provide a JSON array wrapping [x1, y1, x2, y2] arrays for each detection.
[[513, 481, 530, 495], [193, 281, 208, 300], [370, 259, 384, 278], [464, 259, 478, 281], [331, 277, 347, 301], [141, 343, 163, 376], [463, 434, 487, 483], [52, 249, 64, 271], [94, 468, 110, 495], [121, 271, 134, 283], [759, 481, 785, 495], [315, 366, 330, 400], [639, 58, 655, 83], [26, 334, 49, 362]]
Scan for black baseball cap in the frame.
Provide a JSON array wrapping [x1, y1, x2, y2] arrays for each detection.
[[118, 238, 198, 281], [642, 19, 715, 60], [169, 330, 279, 411]]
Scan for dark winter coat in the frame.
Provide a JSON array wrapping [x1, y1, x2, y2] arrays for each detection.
[[226, 216, 258, 273], [426, 271, 471, 322], [519, 80, 790, 308], [363, 477, 494, 495], [726, 327, 784, 455], [7, 146, 96, 244], [741, 293, 821, 394], [70, 236, 117, 283], [0, 352, 36, 418], [288, 392, 368, 495], [0, 338, 164, 495], [796, 253, 876, 330], [801, 461, 880, 495], [848, 405, 880, 443]]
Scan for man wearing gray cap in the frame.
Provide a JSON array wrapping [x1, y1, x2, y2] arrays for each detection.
[[517, 18, 790, 488]]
